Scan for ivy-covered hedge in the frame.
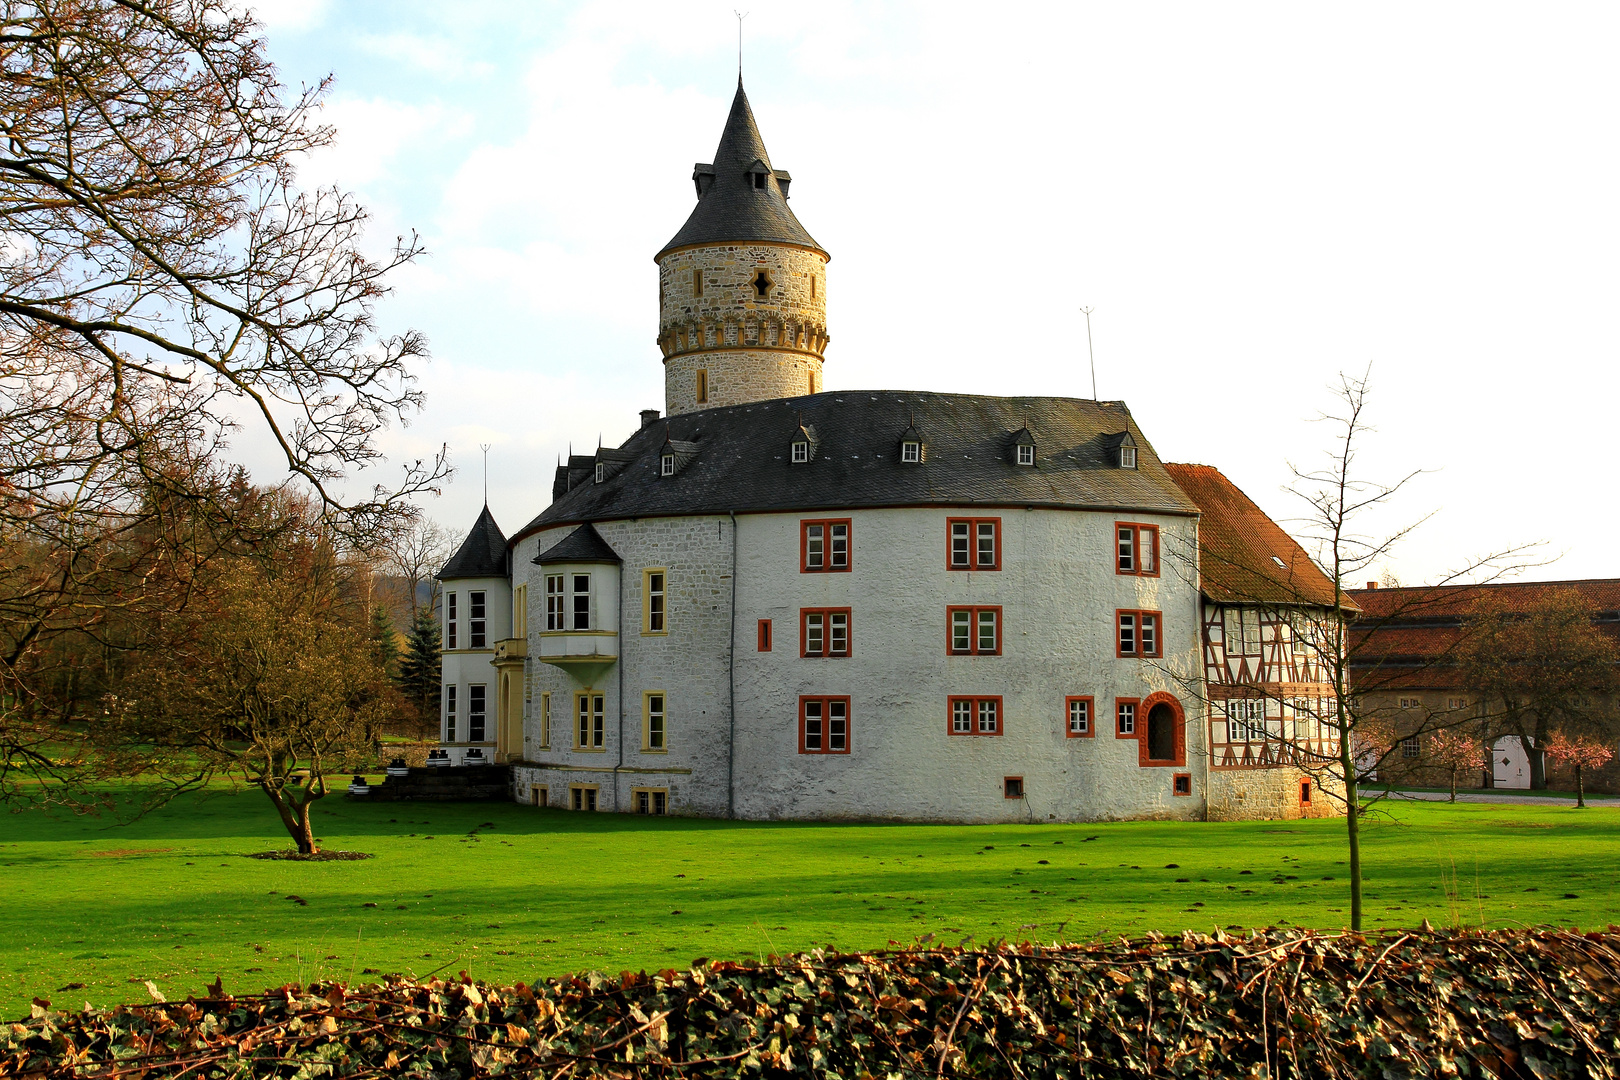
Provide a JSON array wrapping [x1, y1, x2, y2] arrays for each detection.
[[5, 927, 1618, 1078]]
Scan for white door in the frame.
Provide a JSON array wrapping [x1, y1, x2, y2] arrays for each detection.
[[1492, 736, 1531, 789]]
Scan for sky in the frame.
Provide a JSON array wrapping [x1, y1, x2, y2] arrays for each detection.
[[244, 0, 1619, 585]]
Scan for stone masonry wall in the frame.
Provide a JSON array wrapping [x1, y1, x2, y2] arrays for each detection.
[[1206, 768, 1343, 821], [658, 243, 829, 416]]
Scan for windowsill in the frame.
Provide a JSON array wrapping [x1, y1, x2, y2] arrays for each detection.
[[571, 747, 609, 753], [640, 748, 670, 755], [640, 630, 669, 637], [541, 629, 616, 637]]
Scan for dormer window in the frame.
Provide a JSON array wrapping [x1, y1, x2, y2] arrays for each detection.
[[1017, 444, 1035, 466], [901, 441, 921, 464], [753, 171, 767, 189], [792, 439, 809, 463], [594, 462, 605, 484], [1120, 446, 1137, 469], [1011, 426, 1037, 466], [661, 453, 675, 477]]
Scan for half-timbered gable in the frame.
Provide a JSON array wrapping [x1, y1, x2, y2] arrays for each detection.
[[1166, 464, 1351, 817]]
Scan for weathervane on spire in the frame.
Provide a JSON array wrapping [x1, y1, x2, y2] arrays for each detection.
[[734, 10, 748, 76], [480, 443, 491, 506]]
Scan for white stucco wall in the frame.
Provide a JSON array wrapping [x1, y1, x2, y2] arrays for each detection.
[[512, 505, 1207, 822], [439, 575, 511, 765]]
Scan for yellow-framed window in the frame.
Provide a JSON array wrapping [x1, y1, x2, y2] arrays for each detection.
[[643, 691, 667, 752], [539, 691, 551, 748], [569, 784, 599, 811], [530, 784, 547, 807], [632, 788, 668, 815], [513, 583, 528, 638], [643, 568, 668, 634], [575, 692, 606, 750]]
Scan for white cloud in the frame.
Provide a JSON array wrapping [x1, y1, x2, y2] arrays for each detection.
[[244, 0, 329, 32]]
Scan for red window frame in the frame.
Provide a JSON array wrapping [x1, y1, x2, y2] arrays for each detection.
[[1299, 780, 1312, 805], [1003, 776, 1024, 799], [948, 695, 1003, 736], [1115, 697, 1139, 738], [757, 618, 772, 652], [946, 517, 1002, 571], [1135, 691, 1187, 767], [1173, 773, 1192, 796], [800, 518, 852, 573], [1115, 609, 1163, 658], [1065, 695, 1095, 738], [1115, 522, 1160, 577], [946, 605, 1002, 655], [800, 607, 853, 658], [798, 696, 851, 754]]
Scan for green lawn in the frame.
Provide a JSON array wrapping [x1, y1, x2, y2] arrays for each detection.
[[4, 786, 1617, 1019]]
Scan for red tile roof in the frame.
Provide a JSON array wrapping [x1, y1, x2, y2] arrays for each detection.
[[1164, 463, 1345, 609], [1348, 579, 1620, 620]]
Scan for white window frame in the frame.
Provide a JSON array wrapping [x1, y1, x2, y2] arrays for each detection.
[[445, 591, 458, 650], [571, 573, 592, 631], [1016, 443, 1034, 466], [445, 684, 457, 742], [1067, 698, 1091, 735], [901, 440, 920, 463], [791, 440, 808, 463], [545, 575, 565, 631], [468, 683, 487, 742], [1117, 701, 1136, 736], [661, 453, 675, 476], [1120, 446, 1137, 469], [469, 590, 487, 649]]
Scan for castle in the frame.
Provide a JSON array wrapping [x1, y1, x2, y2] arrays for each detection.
[[436, 80, 1343, 822]]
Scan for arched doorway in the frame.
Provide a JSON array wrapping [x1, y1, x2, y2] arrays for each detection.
[[1146, 703, 1177, 762]]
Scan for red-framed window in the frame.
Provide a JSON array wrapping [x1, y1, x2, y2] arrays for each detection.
[[947, 606, 1001, 655], [799, 696, 850, 754], [1115, 698, 1138, 737], [949, 696, 1003, 736], [1115, 522, 1159, 577], [801, 608, 852, 657], [1003, 776, 1024, 799], [1065, 695, 1094, 738], [801, 519, 851, 573], [1116, 609, 1162, 658], [947, 517, 1001, 571], [1173, 773, 1192, 796], [1136, 691, 1187, 767], [1299, 780, 1312, 805], [757, 619, 772, 652]]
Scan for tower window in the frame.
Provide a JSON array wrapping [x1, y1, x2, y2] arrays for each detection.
[[810, 275, 816, 300], [753, 270, 771, 298], [753, 171, 767, 189], [696, 369, 708, 404], [693, 267, 703, 298]]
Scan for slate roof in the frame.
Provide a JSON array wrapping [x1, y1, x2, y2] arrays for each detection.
[[438, 505, 507, 580], [515, 391, 1197, 543], [656, 79, 826, 259], [1163, 463, 1344, 609], [534, 523, 622, 565]]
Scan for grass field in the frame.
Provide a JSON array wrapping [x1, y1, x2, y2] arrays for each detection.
[[4, 786, 1617, 1019]]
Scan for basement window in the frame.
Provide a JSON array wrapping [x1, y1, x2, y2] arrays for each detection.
[[1174, 773, 1192, 796], [1003, 776, 1024, 799]]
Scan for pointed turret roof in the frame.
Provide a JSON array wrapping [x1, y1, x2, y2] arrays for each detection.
[[656, 79, 826, 260], [437, 505, 508, 580]]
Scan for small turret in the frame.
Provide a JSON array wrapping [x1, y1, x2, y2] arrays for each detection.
[[655, 79, 830, 416]]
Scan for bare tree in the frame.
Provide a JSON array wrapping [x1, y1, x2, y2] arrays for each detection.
[[1163, 371, 1540, 931], [113, 492, 393, 853], [0, 0, 446, 802]]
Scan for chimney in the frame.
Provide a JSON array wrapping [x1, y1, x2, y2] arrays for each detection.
[[640, 409, 661, 429], [1366, 581, 1379, 590]]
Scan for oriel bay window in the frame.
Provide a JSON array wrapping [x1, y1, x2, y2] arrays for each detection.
[[1116, 523, 1159, 576], [947, 606, 1001, 655], [801, 608, 851, 657], [799, 696, 850, 754], [948, 518, 1001, 570], [445, 685, 457, 742], [469, 590, 487, 648], [545, 575, 565, 630], [949, 696, 1002, 736], [445, 592, 458, 649], [576, 693, 606, 750], [801, 519, 850, 572], [571, 574, 592, 630], [1116, 609, 1162, 658]]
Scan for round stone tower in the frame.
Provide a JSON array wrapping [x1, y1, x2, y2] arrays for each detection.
[[655, 78, 829, 416]]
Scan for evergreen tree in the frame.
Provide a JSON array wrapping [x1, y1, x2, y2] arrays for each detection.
[[396, 604, 441, 719], [368, 604, 400, 680]]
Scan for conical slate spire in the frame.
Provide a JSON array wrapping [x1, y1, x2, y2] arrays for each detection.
[[437, 505, 507, 580], [656, 79, 825, 259]]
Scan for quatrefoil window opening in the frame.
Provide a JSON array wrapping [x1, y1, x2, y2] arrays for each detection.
[[752, 270, 771, 298]]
